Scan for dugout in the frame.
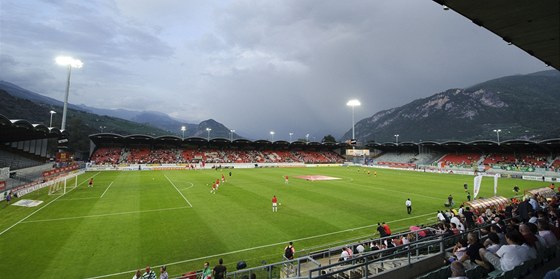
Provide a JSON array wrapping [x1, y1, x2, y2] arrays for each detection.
[[463, 196, 509, 212], [526, 187, 556, 200]]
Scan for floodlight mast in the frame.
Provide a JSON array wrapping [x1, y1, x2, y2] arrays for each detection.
[[346, 99, 361, 147], [56, 56, 83, 131]]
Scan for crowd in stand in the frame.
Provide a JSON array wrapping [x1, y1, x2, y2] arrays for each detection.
[[435, 191, 560, 276], [326, 189, 560, 277], [438, 152, 557, 170], [90, 147, 345, 165]]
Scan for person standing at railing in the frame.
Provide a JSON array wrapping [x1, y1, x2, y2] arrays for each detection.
[[201, 262, 212, 279], [284, 241, 295, 260]]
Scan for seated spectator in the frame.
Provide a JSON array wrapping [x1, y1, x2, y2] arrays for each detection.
[[340, 248, 350, 262], [459, 232, 482, 269], [449, 261, 468, 279], [446, 239, 467, 264], [538, 219, 558, 248], [479, 230, 531, 272]]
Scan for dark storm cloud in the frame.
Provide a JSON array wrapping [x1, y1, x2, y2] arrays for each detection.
[[0, 0, 547, 140]]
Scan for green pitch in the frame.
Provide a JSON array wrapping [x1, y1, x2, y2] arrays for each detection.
[[0, 167, 547, 278]]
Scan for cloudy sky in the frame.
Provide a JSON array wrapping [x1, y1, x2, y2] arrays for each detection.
[[0, 0, 548, 140]]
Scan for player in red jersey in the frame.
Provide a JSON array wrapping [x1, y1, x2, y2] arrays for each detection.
[[272, 195, 278, 212], [284, 175, 289, 184], [88, 178, 94, 188]]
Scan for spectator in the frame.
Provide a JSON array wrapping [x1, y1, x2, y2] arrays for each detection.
[[340, 248, 350, 262], [449, 261, 468, 279], [537, 219, 558, 248], [213, 258, 227, 279], [159, 266, 168, 279], [382, 222, 392, 236], [479, 230, 531, 272], [142, 266, 157, 279], [284, 242, 295, 260], [446, 239, 467, 263], [376, 223, 388, 237], [201, 262, 212, 279], [459, 232, 482, 269]]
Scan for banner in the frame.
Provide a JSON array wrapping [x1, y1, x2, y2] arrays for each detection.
[[473, 174, 483, 199], [494, 173, 499, 196]]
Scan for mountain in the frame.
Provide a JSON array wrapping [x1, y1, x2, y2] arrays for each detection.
[[342, 70, 560, 143], [0, 81, 238, 139], [75, 104, 199, 135], [0, 80, 82, 111]]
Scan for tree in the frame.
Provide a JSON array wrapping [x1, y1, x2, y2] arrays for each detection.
[[322, 134, 336, 143]]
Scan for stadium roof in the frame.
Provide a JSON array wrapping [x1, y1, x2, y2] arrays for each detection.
[[433, 0, 560, 70], [0, 114, 68, 143], [88, 133, 347, 148], [368, 138, 560, 152]]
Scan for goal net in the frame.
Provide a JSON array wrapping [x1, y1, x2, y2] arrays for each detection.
[[48, 174, 79, 195]]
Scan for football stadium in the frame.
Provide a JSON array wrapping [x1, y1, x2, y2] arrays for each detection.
[[1, 1, 560, 279]]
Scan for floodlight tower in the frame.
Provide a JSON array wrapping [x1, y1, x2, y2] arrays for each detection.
[[49, 110, 56, 128], [346, 99, 361, 146], [493, 129, 502, 145], [181, 126, 186, 139], [230, 129, 235, 141], [56, 56, 83, 131], [206, 128, 212, 141]]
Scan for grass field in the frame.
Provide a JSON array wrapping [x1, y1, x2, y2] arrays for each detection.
[[0, 166, 549, 278]]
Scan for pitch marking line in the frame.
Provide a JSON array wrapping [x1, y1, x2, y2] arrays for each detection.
[[84, 212, 435, 279], [179, 182, 195, 191], [55, 197, 100, 201], [20, 206, 189, 224], [100, 181, 114, 198], [164, 175, 193, 207], [0, 172, 100, 237]]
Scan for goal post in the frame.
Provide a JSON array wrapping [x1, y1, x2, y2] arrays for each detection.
[[48, 171, 81, 195]]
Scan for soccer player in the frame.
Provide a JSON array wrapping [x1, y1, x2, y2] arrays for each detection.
[[272, 195, 278, 212], [215, 178, 220, 189], [284, 175, 289, 184], [222, 174, 226, 183], [88, 178, 94, 188], [513, 185, 520, 195], [211, 182, 217, 194]]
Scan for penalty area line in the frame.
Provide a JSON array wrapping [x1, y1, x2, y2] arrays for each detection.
[[0, 172, 100, 237], [164, 175, 193, 208], [100, 181, 114, 198]]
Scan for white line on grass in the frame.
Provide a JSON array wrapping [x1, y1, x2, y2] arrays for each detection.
[[84, 211, 435, 279], [164, 174, 193, 207], [179, 182, 195, 190], [100, 181, 114, 198], [20, 206, 189, 223], [55, 197, 100, 201], [0, 172, 100, 237]]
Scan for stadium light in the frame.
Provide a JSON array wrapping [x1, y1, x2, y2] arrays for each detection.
[[347, 99, 361, 146], [100, 126, 106, 132], [493, 129, 502, 145], [306, 133, 310, 143], [206, 128, 212, 141], [270, 131, 275, 142], [56, 56, 83, 131], [394, 134, 399, 146], [289, 132, 294, 142], [181, 126, 186, 139], [230, 129, 235, 141], [49, 110, 56, 128]]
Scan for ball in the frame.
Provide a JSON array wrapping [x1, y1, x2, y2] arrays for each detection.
[[279, 203, 282, 205]]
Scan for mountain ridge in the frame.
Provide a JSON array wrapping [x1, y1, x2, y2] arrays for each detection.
[[342, 70, 560, 143]]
